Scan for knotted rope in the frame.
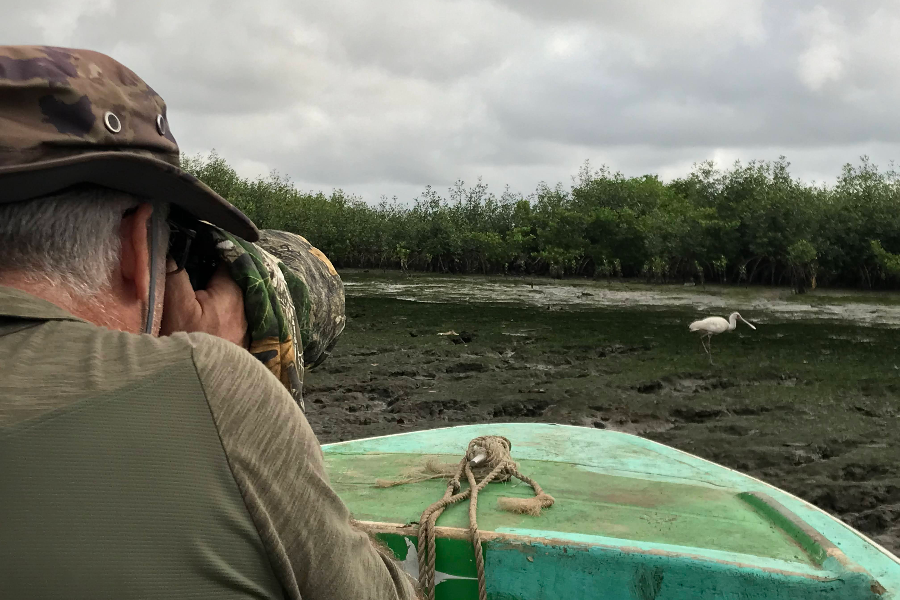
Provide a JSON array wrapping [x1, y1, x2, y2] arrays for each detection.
[[405, 435, 554, 600]]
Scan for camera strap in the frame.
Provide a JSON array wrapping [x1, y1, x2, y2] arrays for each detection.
[[144, 207, 161, 335]]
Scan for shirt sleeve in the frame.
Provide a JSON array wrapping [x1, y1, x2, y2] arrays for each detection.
[[187, 333, 417, 600]]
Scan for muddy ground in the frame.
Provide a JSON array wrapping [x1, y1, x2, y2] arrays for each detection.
[[304, 271, 900, 555]]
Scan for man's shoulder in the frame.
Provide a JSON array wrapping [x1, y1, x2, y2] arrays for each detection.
[[180, 332, 279, 385], [78, 328, 288, 407], [0, 318, 268, 393], [179, 331, 294, 411], [81, 323, 198, 374], [183, 331, 313, 473], [0, 322, 215, 428], [0, 316, 192, 379]]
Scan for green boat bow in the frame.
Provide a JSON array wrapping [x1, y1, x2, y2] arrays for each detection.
[[323, 423, 900, 599]]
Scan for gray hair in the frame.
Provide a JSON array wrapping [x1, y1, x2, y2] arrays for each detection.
[[0, 186, 169, 297]]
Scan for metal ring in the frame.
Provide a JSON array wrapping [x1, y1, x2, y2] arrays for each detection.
[[156, 114, 166, 136], [104, 111, 121, 133]]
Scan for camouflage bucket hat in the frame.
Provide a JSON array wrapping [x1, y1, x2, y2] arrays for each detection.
[[0, 46, 258, 241]]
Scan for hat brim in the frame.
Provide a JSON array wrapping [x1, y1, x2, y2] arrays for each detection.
[[0, 152, 259, 242]]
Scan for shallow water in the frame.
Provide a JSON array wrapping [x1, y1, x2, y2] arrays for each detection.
[[344, 274, 900, 327]]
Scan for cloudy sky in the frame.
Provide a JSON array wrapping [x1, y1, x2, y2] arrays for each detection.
[[4, 0, 899, 202]]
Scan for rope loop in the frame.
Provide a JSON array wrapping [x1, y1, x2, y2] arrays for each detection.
[[413, 435, 555, 600]]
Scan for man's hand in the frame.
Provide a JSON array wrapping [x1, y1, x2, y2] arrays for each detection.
[[161, 260, 250, 348]]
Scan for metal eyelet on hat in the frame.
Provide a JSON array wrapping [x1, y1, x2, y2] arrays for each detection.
[[156, 114, 166, 136], [104, 111, 122, 133]]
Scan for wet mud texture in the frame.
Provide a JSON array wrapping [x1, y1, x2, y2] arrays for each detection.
[[304, 295, 900, 555]]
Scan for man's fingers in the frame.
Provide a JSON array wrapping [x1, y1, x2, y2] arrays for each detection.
[[205, 263, 247, 317], [161, 265, 202, 335], [192, 288, 219, 329], [163, 268, 196, 310], [194, 263, 250, 348], [205, 262, 233, 288], [206, 263, 242, 299], [161, 259, 249, 348], [210, 263, 250, 347]]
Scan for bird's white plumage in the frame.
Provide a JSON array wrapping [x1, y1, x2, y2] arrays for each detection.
[[688, 316, 731, 335], [688, 312, 756, 363]]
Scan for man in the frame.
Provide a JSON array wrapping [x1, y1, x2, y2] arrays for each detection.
[[0, 46, 415, 599]]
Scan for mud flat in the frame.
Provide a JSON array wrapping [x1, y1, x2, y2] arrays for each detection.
[[304, 270, 900, 555]]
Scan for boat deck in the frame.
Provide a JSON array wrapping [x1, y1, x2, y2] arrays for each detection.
[[324, 423, 900, 599], [328, 452, 816, 565]]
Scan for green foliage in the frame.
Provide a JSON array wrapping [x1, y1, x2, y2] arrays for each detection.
[[870, 240, 900, 278], [181, 152, 900, 288], [788, 240, 817, 265]]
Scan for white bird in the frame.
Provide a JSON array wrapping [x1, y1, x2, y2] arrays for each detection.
[[689, 312, 756, 363]]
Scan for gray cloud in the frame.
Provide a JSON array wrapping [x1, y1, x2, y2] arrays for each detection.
[[3, 0, 900, 203]]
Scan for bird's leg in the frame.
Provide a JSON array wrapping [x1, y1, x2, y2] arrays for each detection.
[[707, 335, 714, 365]]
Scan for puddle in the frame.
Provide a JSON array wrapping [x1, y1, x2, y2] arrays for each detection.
[[344, 275, 900, 328]]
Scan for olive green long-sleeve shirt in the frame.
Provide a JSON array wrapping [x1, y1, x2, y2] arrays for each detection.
[[0, 285, 415, 600]]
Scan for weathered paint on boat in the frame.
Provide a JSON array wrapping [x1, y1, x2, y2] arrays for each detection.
[[322, 423, 900, 599]]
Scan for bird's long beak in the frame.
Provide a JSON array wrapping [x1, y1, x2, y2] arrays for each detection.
[[740, 316, 757, 330]]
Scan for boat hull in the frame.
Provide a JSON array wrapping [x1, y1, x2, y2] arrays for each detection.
[[323, 423, 900, 599]]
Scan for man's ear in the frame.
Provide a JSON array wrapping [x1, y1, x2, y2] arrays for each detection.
[[120, 203, 155, 302]]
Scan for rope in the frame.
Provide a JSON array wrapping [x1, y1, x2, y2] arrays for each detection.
[[413, 436, 555, 600]]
